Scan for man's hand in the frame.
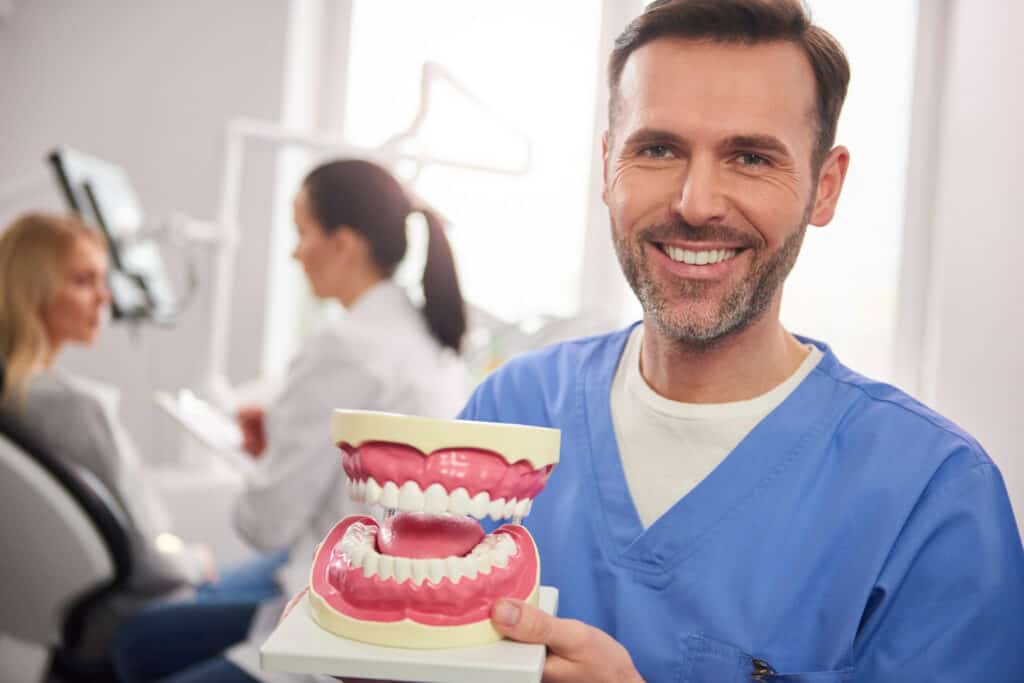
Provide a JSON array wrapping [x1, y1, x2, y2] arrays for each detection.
[[491, 598, 644, 683], [237, 404, 267, 457]]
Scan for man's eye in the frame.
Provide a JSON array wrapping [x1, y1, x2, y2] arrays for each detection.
[[640, 145, 674, 159], [736, 152, 769, 167]]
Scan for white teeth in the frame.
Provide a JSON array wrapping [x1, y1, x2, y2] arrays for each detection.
[[462, 556, 478, 580], [365, 478, 382, 504], [410, 558, 429, 586], [381, 481, 400, 508], [362, 551, 379, 578], [398, 481, 424, 512], [377, 554, 395, 581], [445, 555, 467, 582], [664, 246, 738, 265], [426, 558, 446, 585], [348, 478, 532, 520], [343, 527, 516, 585], [471, 491, 490, 518], [394, 556, 411, 583], [488, 498, 506, 521], [424, 483, 448, 514], [491, 535, 515, 568], [349, 542, 368, 567], [449, 487, 472, 515]]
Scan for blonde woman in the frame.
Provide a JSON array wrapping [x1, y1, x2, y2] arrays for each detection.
[[0, 213, 284, 664]]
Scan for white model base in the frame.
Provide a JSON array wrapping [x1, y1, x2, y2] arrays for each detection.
[[260, 586, 558, 683]]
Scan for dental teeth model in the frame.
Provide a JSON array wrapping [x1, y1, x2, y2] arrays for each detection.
[[308, 410, 560, 649]]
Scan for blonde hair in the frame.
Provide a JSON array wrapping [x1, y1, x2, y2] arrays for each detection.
[[0, 212, 105, 402]]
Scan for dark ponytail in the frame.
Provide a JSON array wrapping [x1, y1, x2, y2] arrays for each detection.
[[418, 207, 466, 353], [302, 159, 466, 352]]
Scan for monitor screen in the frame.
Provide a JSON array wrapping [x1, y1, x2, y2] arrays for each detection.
[[48, 147, 176, 322]]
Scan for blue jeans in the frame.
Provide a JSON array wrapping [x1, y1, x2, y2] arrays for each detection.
[[111, 550, 288, 683]]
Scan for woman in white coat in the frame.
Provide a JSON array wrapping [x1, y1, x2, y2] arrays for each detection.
[[111, 159, 470, 683]]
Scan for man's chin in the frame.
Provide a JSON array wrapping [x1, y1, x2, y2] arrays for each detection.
[[646, 305, 749, 349]]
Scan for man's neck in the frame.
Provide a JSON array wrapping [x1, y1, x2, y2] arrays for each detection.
[[639, 310, 809, 404]]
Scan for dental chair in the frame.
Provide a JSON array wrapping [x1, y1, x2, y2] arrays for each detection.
[[0, 358, 132, 682]]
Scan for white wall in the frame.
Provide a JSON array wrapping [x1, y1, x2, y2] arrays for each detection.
[[919, 0, 1024, 531], [0, 0, 290, 464]]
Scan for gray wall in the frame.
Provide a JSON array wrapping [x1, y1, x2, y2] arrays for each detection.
[[0, 0, 289, 463], [922, 1, 1024, 531]]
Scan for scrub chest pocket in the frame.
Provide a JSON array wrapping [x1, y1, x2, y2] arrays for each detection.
[[678, 635, 854, 683]]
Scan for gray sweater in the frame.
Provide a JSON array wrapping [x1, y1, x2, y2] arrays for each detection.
[[1, 370, 195, 596]]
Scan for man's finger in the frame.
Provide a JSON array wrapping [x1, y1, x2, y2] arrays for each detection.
[[540, 654, 580, 683], [491, 598, 591, 655], [278, 587, 308, 625]]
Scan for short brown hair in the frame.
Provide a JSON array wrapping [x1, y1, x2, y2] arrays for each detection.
[[608, 0, 850, 170]]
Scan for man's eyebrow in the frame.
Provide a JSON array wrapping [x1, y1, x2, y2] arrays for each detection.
[[722, 134, 793, 158], [620, 128, 687, 149]]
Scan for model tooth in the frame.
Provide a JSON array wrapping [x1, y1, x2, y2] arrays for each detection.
[[470, 491, 490, 519], [426, 558, 446, 585], [449, 487, 471, 515], [377, 554, 395, 581], [365, 478, 382, 504], [410, 558, 429, 586], [356, 479, 367, 501], [492, 535, 515, 567], [492, 549, 511, 568], [346, 478, 356, 498], [381, 480, 400, 508], [394, 556, 411, 584], [488, 497, 506, 521], [424, 483, 448, 514], [445, 556, 466, 583], [513, 498, 529, 518], [398, 481, 424, 513], [503, 498, 518, 518], [462, 556, 478, 580], [523, 498, 533, 517], [476, 552, 493, 575], [362, 550, 379, 578], [349, 543, 368, 568]]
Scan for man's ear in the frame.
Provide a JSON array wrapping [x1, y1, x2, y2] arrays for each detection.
[[601, 130, 611, 205], [809, 146, 850, 227]]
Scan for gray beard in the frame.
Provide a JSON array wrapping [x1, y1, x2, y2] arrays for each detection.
[[612, 210, 810, 351]]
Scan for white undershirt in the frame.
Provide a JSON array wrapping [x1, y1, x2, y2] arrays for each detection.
[[610, 326, 823, 528]]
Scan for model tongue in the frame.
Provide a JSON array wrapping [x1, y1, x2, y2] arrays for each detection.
[[375, 512, 485, 559]]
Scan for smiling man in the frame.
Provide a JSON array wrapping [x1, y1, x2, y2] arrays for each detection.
[[458, 1, 1024, 681]]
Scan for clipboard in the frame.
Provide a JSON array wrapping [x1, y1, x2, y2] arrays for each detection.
[[155, 389, 253, 473]]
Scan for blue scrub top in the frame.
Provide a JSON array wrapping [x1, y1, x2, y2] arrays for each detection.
[[459, 326, 1024, 682]]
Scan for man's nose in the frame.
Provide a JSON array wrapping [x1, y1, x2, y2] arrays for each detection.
[[673, 155, 728, 227]]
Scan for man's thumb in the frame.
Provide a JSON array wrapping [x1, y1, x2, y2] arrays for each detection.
[[491, 598, 557, 646]]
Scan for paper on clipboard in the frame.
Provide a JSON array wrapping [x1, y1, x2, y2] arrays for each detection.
[[155, 389, 254, 473]]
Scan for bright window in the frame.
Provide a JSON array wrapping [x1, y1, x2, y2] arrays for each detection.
[[343, 1, 603, 322]]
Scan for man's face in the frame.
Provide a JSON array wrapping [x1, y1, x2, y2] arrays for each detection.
[[604, 38, 846, 346]]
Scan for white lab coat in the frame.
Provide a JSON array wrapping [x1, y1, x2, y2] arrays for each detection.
[[227, 280, 469, 680]]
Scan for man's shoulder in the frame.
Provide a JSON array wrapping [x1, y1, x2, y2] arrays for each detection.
[[814, 349, 990, 470]]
